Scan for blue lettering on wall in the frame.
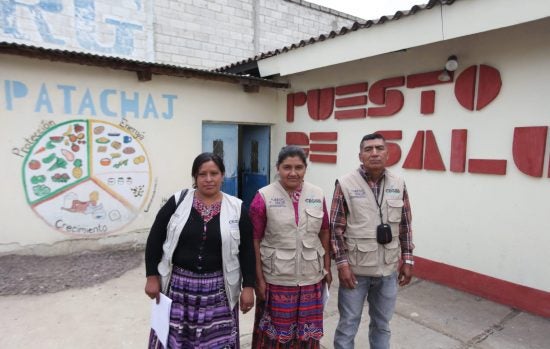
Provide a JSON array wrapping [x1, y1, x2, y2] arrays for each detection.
[[57, 84, 76, 114], [1, 0, 144, 56], [100, 89, 117, 117], [143, 94, 158, 119], [162, 95, 177, 120], [1, 0, 64, 44], [35, 83, 53, 113], [4, 80, 28, 110], [78, 88, 97, 115], [121, 91, 139, 118], [2, 80, 178, 120], [74, 0, 143, 56]]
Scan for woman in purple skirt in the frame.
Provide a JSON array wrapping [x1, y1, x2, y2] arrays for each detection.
[[145, 153, 256, 349]]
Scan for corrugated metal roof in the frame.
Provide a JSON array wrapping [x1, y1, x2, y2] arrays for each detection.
[[0, 42, 289, 90], [216, 0, 457, 74]]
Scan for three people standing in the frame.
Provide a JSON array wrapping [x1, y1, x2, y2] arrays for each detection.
[[145, 133, 414, 349]]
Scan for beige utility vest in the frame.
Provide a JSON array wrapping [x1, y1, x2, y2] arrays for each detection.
[[338, 170, 404, 276], [259, 181, 326, 286]]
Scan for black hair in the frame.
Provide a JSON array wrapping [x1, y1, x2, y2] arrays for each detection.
[[360, 133, 386, 149], [276, 145, 307, 168], [191, 152, 225, 188]]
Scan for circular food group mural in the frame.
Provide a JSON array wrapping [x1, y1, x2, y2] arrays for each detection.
[[22, 119, 151, 235]]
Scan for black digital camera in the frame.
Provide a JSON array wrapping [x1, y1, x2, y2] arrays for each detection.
[[376, 223, 392, 244]]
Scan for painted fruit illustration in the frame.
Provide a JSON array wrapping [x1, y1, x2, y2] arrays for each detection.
[[22, 119, 151, 235]]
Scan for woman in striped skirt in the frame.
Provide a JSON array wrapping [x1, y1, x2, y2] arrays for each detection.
[[145, 153, 256, 349], [249, 146, 332, 348]]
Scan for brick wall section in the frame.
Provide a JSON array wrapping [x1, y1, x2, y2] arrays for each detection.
[[257, 0, 360, 55], [153, 0, 360, 69], [1, 0, 360, 69]]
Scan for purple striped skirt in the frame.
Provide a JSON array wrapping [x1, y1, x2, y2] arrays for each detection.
[[148, 266, 239, 349]]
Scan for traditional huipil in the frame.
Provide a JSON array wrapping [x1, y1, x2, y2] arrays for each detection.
[[250, 181, 329, 349], [146, 189, 255, 349]]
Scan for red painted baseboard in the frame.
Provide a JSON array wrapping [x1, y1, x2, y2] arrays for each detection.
[[413, 256, 550, 318]]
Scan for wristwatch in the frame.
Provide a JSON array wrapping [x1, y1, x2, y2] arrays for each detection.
[[404, 260, 415, 266]]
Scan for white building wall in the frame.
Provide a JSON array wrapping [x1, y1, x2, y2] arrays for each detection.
[[272, 18, 550, 292], [0, 55, 280, 255]]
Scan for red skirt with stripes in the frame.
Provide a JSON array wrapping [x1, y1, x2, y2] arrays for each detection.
[[252, 281, 323, 349]]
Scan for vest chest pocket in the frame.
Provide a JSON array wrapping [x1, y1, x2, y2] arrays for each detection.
[[305, 208, 324, 234], [230, 229, 241, 254], [383, 239, 400, 264], [386, 199, 404, 223], [225, 229, 241, 273], [273, 249, 297, 277], [350, 240, 378, 267]]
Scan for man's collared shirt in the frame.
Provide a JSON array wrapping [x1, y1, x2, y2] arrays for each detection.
[[330, 166, 414, 268]]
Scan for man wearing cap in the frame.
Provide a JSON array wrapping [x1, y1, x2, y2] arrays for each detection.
[[330, 133, 415, 349]]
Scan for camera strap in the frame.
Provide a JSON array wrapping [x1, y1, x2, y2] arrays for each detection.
[[374, 177, 386, 224]]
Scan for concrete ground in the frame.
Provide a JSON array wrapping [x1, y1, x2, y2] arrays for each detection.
[[1, 254, 548, 348]]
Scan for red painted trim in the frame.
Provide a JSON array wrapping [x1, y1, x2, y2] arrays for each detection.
[[310, 154, 337, 163], [335, 109, 366, 119], [450, 129, 467, 172], [310, 132, 338, 141], [335, 96, 367, 107], [335, 82, 368, 95], [468, 159, 507, 175], [310, 143, 337, 152], [413, 256, 550, 318], [420, 90, 435, 115]]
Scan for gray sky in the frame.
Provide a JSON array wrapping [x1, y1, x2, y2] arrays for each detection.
[[311, 0, 426, 20]]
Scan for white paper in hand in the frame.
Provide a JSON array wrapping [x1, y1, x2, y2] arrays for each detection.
[[150, 293, 172, 348], [322, 282, 330, 308]]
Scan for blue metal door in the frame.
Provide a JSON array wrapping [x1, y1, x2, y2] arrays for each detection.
[[202, 123, 238, 196], [241, 125, 270, 207]]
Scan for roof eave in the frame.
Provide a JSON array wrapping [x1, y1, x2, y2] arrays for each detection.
[[0, 42, 289, 91]]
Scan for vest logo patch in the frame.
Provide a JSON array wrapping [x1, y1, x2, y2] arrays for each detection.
[[385, 188, 400, 194], [229, 219, 239, 224], [268, 197, 286, 208], [305, 198, 322, 204], [350, 189, 366, 199]]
